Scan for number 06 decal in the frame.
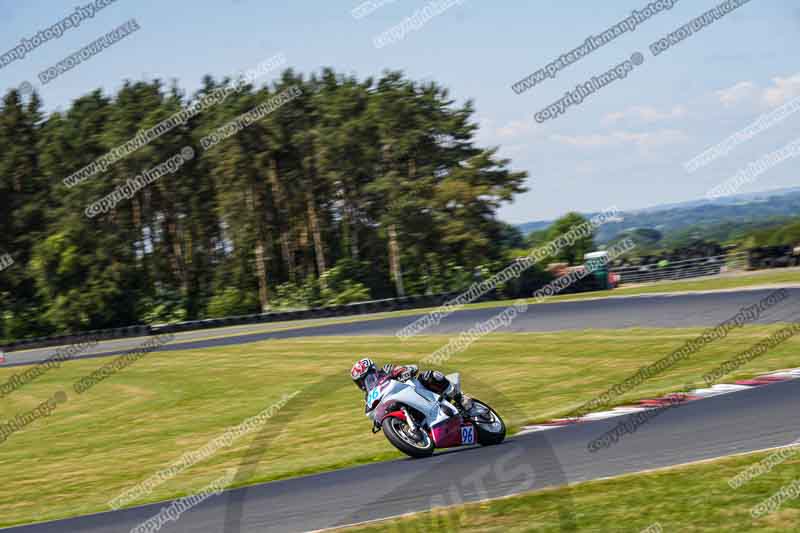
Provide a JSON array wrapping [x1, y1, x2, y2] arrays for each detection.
[[461, 425, 475, 445]]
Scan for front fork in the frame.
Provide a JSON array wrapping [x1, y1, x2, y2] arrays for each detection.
[[372, 407, 416, 434], [401, 407, 417, 432]]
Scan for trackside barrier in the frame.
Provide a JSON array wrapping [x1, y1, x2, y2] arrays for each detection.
[[151, 292, 464, 335], [610, 252, 748, 285], [3, 251, 784, 354], [0, 292, 466, 353], [0, 325, 151, 353]]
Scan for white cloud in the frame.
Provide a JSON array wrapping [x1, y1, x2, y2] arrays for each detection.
[[498, 143, 528, 156], [495, 118, 537, 139], [477, 116, 541, 145], [550, 129, 689, 149], [762, 73, 800, 107], [550, 133, 618, 147], [714, 74, 800, 109], [604, 105, 687, 123], [716, 81, 758, 107]]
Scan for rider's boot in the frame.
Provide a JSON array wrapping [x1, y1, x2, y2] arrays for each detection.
[[446, 387, 473, 414]]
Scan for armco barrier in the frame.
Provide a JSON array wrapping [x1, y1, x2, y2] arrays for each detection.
[[611, 252, 748, 285], [150, 292, 464, 336], [1, 292, 466, 353], [0, 325, 151, 353]]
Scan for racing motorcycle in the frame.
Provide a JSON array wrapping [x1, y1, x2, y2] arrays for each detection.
[[364, 371, 506, 458]]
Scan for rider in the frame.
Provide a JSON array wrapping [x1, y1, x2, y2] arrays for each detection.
[[350, 358, 469, 410]]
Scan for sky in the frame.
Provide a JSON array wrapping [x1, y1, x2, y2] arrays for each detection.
[[0, 0, 797, 223]]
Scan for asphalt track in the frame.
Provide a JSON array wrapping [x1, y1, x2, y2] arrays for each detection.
[[6, 377, 800, 532], [4, 287, 800, 368], [3, 287, 799, 532]]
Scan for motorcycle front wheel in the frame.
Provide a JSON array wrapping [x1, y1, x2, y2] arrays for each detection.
[[382, 416, 435, 458], [469, 399, 506, 446]]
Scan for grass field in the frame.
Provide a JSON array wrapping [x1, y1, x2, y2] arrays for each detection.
[[8, 268, 798, 360], [301, 267, 800, 319], [339, 447, 800, 532], [175, 268, 800, 337], [485, 267, 800, 309], [1, 325, 799, 527], [567, 268, 800, 299]]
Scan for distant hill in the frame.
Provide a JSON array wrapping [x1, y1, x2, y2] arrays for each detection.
[[632, 186, 800, 213], [515, 187, 800, 244], [516, 220, 551, 235]]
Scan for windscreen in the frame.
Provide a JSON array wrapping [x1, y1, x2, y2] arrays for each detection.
[[362, 370, 380, 394]]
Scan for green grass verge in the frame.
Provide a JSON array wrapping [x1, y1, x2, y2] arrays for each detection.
[[0, 325, 798, 527], [338, 449, 800, 532], [10, 268, 798, 357], [568, 268, 800, 300], [171, 268, 800, 340]]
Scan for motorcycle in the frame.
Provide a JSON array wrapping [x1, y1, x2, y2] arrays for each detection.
[[364, 371, 506, 458]]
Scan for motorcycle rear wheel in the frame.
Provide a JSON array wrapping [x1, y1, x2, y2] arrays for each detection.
[[382, 416, 435, 458]]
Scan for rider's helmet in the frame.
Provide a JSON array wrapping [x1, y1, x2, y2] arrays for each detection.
[[350, 358, 378, 391]]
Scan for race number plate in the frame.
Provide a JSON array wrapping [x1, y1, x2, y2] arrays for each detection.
[[366, 387, 381, 405], [461, 425, 475, 445]]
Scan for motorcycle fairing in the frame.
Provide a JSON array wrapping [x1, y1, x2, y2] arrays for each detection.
[[430, 418, 476, 448]]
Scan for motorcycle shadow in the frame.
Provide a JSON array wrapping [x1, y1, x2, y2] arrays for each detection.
[[399, 440, 510, 461]]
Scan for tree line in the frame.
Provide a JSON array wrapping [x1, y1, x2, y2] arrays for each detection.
[[0, 68, 530, 341]]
